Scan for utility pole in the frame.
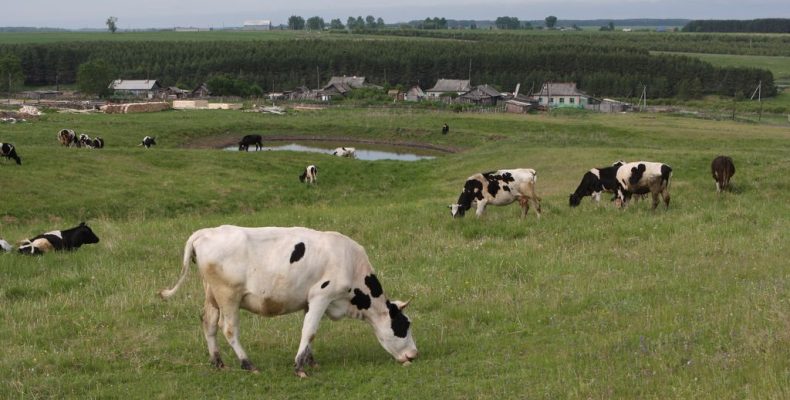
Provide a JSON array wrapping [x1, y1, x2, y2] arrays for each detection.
[[750, 81, 763, 122], [468, 58, 472, 82], [316, 66, 319, 90]]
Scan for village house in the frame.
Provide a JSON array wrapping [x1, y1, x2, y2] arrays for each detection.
[[108, 79, 163, 99], [163, 86, 190, 99], [404, 85, 426, 102], [426, 79, 471, 99], [531, 82, 590, 108], [458, 84, 503, 105], [320, 76, 381, 99], [191, 83, 211, 98]]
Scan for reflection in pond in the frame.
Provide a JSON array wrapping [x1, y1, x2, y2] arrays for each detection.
[[226, 143, 436, 161]]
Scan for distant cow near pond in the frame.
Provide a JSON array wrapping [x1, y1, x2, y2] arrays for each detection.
[[238, 135, 263, 151], [450, 169, 542, 219], [711, 156, 735, 193], [332, 147, 356, 158], [299, 165, 317, 183], [17, 222, 100, 255], [1, 142, 21, 165]]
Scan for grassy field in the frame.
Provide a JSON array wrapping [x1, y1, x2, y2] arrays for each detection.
[[653, 51, 790, 85], [1, 107, 788, 398]]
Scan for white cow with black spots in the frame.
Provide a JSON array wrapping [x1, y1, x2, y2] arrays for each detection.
[[332, 147, 355, 158], [615, 161, 673, 209], [159, 225, 418, 377], [450, 169, 542, 219]]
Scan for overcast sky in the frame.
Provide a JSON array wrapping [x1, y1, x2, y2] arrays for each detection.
[[3, 0, 789, 29]]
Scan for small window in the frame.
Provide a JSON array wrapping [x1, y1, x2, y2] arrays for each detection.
[[539, 97, 543, 103], [559, 98, 565, 104], [570, 98, 575, 104], [549, 97, 554, 103]]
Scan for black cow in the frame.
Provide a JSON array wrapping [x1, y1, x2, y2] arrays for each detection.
[[711, 155, 735, 192], [238, 134, 263, 151], [92, 137, 105, 149], [17, 222, 100, 255], [569, 161, 625, 207], [0, 142, 21, 165], [442, 123, 449, 135], [140, 136, 157, 148]]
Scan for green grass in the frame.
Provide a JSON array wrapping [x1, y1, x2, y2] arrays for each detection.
[[1, 108, 788, 398], [653, 51, 790, 84]]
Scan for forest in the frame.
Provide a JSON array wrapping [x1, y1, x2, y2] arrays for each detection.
[[682, 19, 790, 33], [0, 31, 778, 99]]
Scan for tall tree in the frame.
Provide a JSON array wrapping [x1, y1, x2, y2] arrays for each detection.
[[329, 19, 344, 30], [106, 16, 118, 33], [77, 59, 113, 97], [545, 15, 558, 29], [0, 54, 24, 98], [376, 17, 385, 28], [365, 15, 376, 28], [288, 15, 305, 30], [306, 16, 325, 31]]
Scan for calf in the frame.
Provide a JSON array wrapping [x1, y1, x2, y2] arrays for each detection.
[[140, 136, 157, 148], [238, 134, 263, 151], [450, 169, 542, 219], [92, 137, 105, 149], [0, 142, 21, 165], [17, 222, 100, 255], [332, 147, 356, 158], [569, 161, 625, 207], [711, 155, 735, 192], [615, 161, 672, 209], [299, 165, 317, 183], [58, 129, 77, 147], [159, 225, 418, 377]]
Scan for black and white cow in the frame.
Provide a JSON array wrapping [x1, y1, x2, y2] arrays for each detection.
[[615, 161, 673, 209], [450, 169, 542, 219], [58, 129, 77, 147], [442, 123, 449, 135], [140, 136, 157, 148], [332, 147, 356, 158], [569, 161, 625, 207], [0, 238, 12, 252], [238, 134, 263, 151], [77, 133, 92, 148], [91, 137, 105, 149], [0, 143, 21, 165], [159, 225, 418, 377], [299, 165, 317, 183], [711, 155, 735, 192], [17, 222, 100, 255]]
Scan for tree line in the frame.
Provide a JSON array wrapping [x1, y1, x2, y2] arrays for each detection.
[[683, 19, 790, 33], [0, 37, 776, 99], [287, 15, 385, 31]]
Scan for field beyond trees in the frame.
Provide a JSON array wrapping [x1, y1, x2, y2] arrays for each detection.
[[0, 108, 788, 398]]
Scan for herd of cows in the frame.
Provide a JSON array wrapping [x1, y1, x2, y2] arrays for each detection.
[[0, 128, 739, 377]]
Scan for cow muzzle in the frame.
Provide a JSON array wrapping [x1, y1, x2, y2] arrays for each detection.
[[398, 350, 419, 365]]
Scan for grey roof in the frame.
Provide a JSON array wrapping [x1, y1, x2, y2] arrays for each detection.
[[323, 76, 367, 90], [533, 82, 588, 97], [460, 85, 503, 101], [427, 79, 471, 93], [109, 79, 161, 90]]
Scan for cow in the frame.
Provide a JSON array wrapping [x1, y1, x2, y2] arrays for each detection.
[[711, 155, 735, 193], [238, 134, 263, 152], [17, 222, 100, 255], [569, 161, 626, 207], [615, 161, 672, 209], [92, 137, 105, 149], [140, 136, 157, 148], [0, 238, 12, 253], [159, 225, 418, 377], [58, 129, 77, 147], [77, 133, 92, 148], [0, 142, 21, 165], [299, 165, 317, 183], [450, 169, 542, 219], [332, 147, 356, 158], [442, 123, 449, 135]]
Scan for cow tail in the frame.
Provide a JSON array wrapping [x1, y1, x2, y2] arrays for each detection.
[[159, 231, 199, 300]]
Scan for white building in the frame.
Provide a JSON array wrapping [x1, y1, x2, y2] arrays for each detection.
[[243, 20, 272, 30]]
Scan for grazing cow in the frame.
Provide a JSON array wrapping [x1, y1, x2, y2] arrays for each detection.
[[450, 169, 542, 219], [140, 136, 157, 148], [17, 222, 100, 255], [77, 133, 92, 148], [569, 161, 626, 207], [0, 143, 21, 165], [299, 165, 317, 183], [58, 129, 77, 147], [615, 161, 672, 209], [159, 226, 418, 377], [332, 147, 356, 158], [0, 238, 12, 253], [442, 123, 449, 135], [711, 155, 735, 192], [238, 134, 263, 151], [91, 137, 105, 149]]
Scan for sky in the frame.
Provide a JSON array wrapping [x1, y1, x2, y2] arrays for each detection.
[[2, 0, 789, 29]]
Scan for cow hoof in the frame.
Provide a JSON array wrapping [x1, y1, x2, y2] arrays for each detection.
[[296, 370, 308, 378], [241, 359, 258, 373]]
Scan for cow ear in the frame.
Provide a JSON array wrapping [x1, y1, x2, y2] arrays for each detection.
[[392, 300, 410, 310]]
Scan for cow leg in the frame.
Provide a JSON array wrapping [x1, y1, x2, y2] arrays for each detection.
[[531, 197, 542, 219], [294, 297, 331, 377], [475, 200, 488, 218], [202, 283, 225, 369], [518, 197, 529, 218], [651, 192, 660, 210], [212, 290, 257, 373], [662, 189, 671, 209]]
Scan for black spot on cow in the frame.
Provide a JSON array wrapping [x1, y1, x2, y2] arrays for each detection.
[[500, 172, 515, 182], [386, 301, 411, 338], [629, 164, 647, 186], [456, 179, 485, 215], [350, 289, 371, 310], [364, 274, 383, 298], [660, 164, 672, 185], [321, 281, 330, 289], [487, 180, 500, 197], [503, 185, 510, 192], [290, 242, 306, 263]]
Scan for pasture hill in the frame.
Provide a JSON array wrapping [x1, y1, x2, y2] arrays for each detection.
[[0, 105, 788, 398]]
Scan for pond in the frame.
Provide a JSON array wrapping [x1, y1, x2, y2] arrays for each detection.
[[225, 142, 437, 161]]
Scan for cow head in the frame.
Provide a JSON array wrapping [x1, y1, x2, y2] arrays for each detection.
[[569, 170, 602, 207], [75, 222, 100, 245], [450, 178, 483, 218], [370, 299, 418, 364], [448, 203, 464, 218]]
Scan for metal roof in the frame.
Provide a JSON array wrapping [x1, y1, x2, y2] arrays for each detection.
[[244, 20, 271, 26], [109, 79, 161, 90], [428, 79, 471, 93], [324, 76, 367, 89], [532, 82, 589, 97]]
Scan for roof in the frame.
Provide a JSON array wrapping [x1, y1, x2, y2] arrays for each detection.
[[533, 82, 589, 97], [109, 79, 161, 90], [244, 20, 271, 26], [323, 76, 367, 90], [427, 79, 471, 93]]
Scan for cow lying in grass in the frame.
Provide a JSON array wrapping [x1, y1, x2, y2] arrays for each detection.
[[58, 129, 77, 147], [1, 143, 21, 165], [711, 155, 735, 192], [0, 238, 12, 253], [140, 136, 157, 148], [332, 147, 356, 158], [159, 225, 418, 377], [17, 222, 100, 255], [450, 169, 542, 219], [299, 165, 317, 183], [615, 161, 673, 209]]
